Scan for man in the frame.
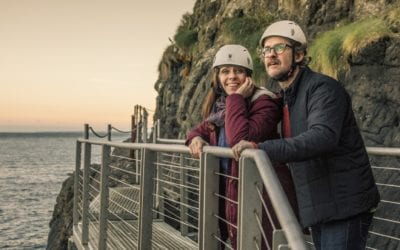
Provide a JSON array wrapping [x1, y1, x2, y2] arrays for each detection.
[[232, 20, 380, 250]]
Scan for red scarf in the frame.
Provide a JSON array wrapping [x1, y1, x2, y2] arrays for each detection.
[[282, 104, 291, 138]]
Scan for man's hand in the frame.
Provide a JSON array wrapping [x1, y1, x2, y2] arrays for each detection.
[[188, 136, 208, 158], [232, 140, 254, 161]]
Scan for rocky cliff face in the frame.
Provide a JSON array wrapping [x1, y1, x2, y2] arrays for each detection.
[[154, 0, 400, 149], [46, 174, 74, 250], [346, 38, 400, 147]]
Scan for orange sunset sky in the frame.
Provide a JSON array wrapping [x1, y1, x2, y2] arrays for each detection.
[[0, 0, 195, 132]]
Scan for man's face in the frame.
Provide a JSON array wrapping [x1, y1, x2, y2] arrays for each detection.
[[262, 36, 294, 80]]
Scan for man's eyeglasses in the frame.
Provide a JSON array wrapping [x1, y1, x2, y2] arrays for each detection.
[[261, 43, 292, 56]]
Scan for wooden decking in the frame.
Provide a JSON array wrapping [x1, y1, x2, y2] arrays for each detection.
[[72, 220, 197, 249], [73, 186, 198, 249], [89, 186, 140, 220]]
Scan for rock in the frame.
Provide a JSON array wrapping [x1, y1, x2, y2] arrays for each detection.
[[46, 174, 74, 250], [345, 37, 400, 147]]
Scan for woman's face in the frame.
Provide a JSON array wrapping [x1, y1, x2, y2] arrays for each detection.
[[218, 65, 247, 95]]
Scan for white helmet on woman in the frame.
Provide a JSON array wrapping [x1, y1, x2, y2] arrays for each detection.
[[212, 44, 253, 71], [259, 20, 307, 49]]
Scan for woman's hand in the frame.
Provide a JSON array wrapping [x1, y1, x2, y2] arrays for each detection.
[[236, 77, 254, 98], [232, 140, 254, 161], [188, 136, 208, 158]]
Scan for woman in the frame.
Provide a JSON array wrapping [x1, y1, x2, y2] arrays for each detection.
[[186, 44, 298, 249]]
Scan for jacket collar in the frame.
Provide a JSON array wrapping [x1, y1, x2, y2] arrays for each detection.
[[281, 66, 309, 106]]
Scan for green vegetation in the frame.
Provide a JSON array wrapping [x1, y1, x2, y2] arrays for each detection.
[[386, 6, 400, 32], [309, 17, 394, 79], [174, 13, 198, 51], [221, 14, 276, 83], [174, 29, 198, 49]]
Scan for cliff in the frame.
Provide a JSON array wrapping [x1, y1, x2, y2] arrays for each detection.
[[47, 174, 74, 250], [154, 0, 400, 149]]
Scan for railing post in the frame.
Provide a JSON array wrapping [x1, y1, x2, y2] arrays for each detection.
[[156, 152, 164, 221], [107, 124, 112, 141], [200, 152, 220, 249], [198, 152, 205, 249], [250, 150, 307, 250], [142, 109, 148, 143], [180, 154, 189, 236], [138, 148, 156, 250], [130, 115, 136, 166], [152, 120, 157, 144], [135, 106, 140, 184], [157, 119, 161, 141], [98, 145, 111, 250], [81, 142, 92, 245], [84, 124, 89, 139], [238, 157, 263, 250], [136, 106, 141, 143], [131, 115, 136, 143], [152, 151, 159, 220], [73, 141, 82, 226]]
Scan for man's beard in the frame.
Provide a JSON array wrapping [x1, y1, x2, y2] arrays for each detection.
[[270, 68, 292, 82]]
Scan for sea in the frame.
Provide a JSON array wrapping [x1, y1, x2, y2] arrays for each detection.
[[0, 132, 129, 249]]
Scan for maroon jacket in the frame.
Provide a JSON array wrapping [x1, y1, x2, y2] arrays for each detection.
[[186, 91, 281, 146], [186, 90, 297, 248]]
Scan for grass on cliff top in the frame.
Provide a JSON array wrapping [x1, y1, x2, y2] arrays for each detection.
[[309, 17, 393, 79]]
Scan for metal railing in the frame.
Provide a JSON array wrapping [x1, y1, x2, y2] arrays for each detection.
[[71, 115, 400, 250], [365, 147, 400, 250], [83, 104, 150, 142], [71, 138, 309, 250]]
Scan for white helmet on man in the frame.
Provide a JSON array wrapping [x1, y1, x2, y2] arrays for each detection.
[[259, 20, 307, 49], [212, 44, 253, 71]]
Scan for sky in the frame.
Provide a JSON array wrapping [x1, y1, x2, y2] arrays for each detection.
[[0, 0, 196, 132]]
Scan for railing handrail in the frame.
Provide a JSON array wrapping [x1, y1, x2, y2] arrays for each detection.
[[156, 138, 186, 144], [78, 137, 400, 157], [366, 147, 400, 156], [152, 133, 400, 157], [77, 139, 189, 153]]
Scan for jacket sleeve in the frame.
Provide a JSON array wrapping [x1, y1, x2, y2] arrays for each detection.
[[185, 120, 211, 146], [225, 93, 282, 146], [258, 79, 349, 162]]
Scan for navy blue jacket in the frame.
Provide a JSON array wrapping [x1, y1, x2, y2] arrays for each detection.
[[258, 67, 380, 227]]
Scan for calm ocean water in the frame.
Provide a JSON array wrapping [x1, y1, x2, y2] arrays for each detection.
[[0, 132, 128, 249]]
